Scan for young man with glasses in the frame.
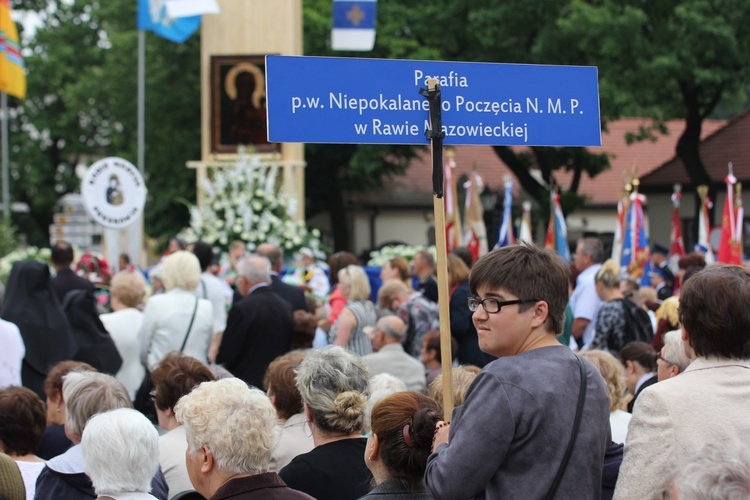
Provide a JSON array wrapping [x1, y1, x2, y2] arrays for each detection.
[[425, 243, 611, 499]]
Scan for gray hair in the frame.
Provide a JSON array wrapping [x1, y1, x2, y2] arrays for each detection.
[[363, 373, 407, 433], [174, 378, 279, 476], [662, 330, 691, 373], [579, 237, 605, 264], [161, 251, 202, 291], [296, 346, 370, 435], [237, 254, 272, 284], [671, 443, 750, 499], [377, 316, 406, 342], [63, 372, 132, 441], [82, 409, 159, 496]]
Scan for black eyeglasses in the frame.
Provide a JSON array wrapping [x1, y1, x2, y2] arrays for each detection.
[[467, 297, 540, 314]]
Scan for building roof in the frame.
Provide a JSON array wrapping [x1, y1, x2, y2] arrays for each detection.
[[356, 117, 724, 208], [640, 108, 750, 192]]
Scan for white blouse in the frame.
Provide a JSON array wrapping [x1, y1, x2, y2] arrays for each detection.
[[138, 289, 213, 371]]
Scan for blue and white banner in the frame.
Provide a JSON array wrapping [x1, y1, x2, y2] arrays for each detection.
[[332, 0, 377, 51], [265, 55, 601, 146], [137, 0, 219, 43]]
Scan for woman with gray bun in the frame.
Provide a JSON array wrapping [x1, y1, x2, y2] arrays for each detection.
[[279, 346, 373, 500]]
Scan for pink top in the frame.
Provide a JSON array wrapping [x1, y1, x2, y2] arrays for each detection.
[[327, 286, 347, 324]]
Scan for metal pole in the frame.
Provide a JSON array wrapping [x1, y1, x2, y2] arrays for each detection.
[[1, 92, 9, 220], [138, 29, 145, 173]]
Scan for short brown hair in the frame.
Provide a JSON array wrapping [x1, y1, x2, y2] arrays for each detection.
[[150, 353, 215, 411], [44, 360, 96, 400], [422, 330, 458, 363], [328, 251, 359, 286], [263, 351, 306, 420], [370, 392, 442, 493], [618, 341, 657, 372], [469, 243, 569, 334], [378, 279, 410, 311], [679, 265, 750, 359], [678, 252, 706, 271], [292, 311, 316, 350], [0, 386, 46, 455], [446, 254, 470, 290]]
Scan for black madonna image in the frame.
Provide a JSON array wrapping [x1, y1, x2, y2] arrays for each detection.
[[106, 174, 124, 206]]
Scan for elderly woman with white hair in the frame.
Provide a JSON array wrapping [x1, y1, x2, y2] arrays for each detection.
[[174, 378, 313, 500], [656, 330, 692, 381], [328, 265, 377, 356], [81, 409, 160, 499], [279, 346, 373, 500], [34, 371, 168, 499], [139, 251, 214, 371]]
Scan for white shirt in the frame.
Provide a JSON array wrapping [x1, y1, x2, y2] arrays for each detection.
[[269, 412, 315, 472], [194, 272, 228, 335], [139, 289, 214, 371], [101, 308, 146, 399], [158, 425, 193, 498], [609, 409, 632, 445], [304, 265, 330, 300], [569, 264, 603, 347], [635, 371, 656, 394], [16, 460, 45, 500], [0, 318, 24, 388]]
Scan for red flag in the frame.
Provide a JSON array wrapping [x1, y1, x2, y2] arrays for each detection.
[[718, 170, 741, 264], [669, 185, 685, 260]]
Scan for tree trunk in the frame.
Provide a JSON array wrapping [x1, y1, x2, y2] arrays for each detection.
[[491, 146, 545, 204]]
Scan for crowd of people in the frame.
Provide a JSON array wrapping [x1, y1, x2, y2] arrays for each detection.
[[0, 236, 749, 500]]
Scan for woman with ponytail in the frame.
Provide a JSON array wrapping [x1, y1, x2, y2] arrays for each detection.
[[361, 392, 441, 498]]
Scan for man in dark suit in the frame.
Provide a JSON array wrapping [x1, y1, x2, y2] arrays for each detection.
[[49, 241, 94, 303], [256, 243, 307, 312], [216, 254, 294, 389]]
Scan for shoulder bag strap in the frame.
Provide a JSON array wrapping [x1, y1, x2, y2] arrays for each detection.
[[180, 297, 199, 352], [545, 355, 588, 500]]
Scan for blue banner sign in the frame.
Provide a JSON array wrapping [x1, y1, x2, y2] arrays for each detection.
[[265, 55, 601, 146]]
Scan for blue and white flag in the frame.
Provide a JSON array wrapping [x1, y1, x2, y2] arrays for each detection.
[[332, 0, 377, 51], [494, 178, 515, 249], [137, 0, 219, 43]]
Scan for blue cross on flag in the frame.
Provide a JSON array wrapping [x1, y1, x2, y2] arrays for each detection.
[[332, 0, 377, 51], [137, 0, 219, 43]]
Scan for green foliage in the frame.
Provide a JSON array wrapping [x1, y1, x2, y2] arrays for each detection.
[[0, 219, 18, 259], [10, 0, 199, 246]]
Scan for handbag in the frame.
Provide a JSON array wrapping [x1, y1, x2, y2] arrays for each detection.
[[544, 355, 588, 500], [134, 297, 199, 420]]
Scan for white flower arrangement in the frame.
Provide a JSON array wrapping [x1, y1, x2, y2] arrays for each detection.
[[180, 151, 326, 257], [367, 244, 437, 267]]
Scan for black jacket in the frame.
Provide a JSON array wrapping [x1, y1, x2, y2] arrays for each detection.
[[270, 275, 307, 312], [34, 445, 169, 500], [216, 286, 294, 389], [50, 268, 94, 304]]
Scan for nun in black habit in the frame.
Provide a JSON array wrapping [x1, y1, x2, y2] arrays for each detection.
[[1, 260, 77, 399]]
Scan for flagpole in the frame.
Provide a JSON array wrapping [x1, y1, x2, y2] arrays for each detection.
[[421, 78, 453, 421], [138, 29, 145, 173], [1, 92, 8, 220], [133, 29, 146, 268]]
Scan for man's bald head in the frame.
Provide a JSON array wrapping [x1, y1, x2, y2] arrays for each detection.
[[256, 243, 282, 272]]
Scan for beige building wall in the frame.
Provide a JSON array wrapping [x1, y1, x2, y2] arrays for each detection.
[[198, 0, 305, 218]]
